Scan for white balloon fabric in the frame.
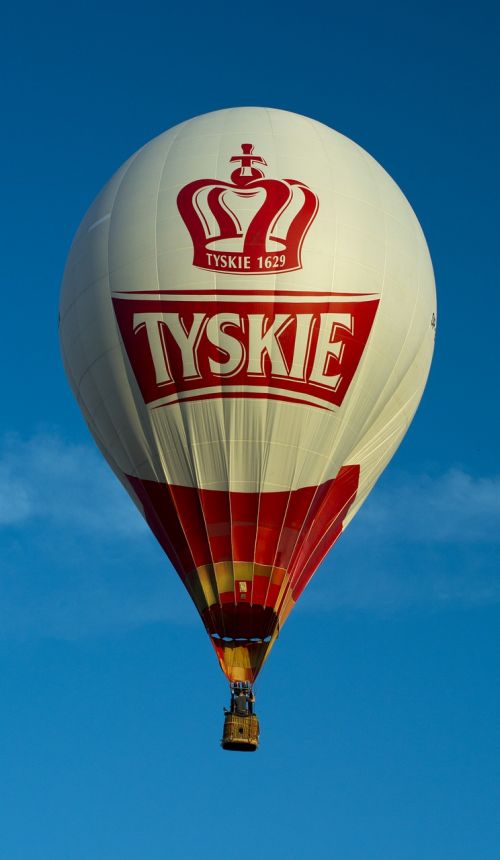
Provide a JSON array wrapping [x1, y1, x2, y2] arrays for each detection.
[[60, 108, 436, 681]]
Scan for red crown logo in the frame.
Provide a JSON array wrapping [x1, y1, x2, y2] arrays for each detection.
[[177, 144, 319, 275]]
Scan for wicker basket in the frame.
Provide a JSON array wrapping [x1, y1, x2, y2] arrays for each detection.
[[221, 712, 260, 751]]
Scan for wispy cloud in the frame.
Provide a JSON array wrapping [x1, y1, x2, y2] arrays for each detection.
[[0, 433, 192, 639], [0, 433, 145, 536], [1, 434, 499, 634], [303, 468, 500, 614], [357, 468, 500, 544], [3, 436, 497, 548]]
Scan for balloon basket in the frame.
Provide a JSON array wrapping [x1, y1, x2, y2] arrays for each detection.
[[221, 712, 260, 751], [221, 682, 259, 751]]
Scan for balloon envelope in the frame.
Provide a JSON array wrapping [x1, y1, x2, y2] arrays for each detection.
[[60, 108, 436, 682]]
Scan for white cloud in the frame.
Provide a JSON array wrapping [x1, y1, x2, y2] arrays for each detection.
[[1, 435, 499, 634], [356, 468, 500, 543], [0, 433, 145, 537], [2, 436, 497, 547], [0, 432, 193, 640], [0, 467, 32, 525], [301, 468, 500, 614]]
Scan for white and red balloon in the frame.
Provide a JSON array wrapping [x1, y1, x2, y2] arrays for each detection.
[[60, 108, 436, 682]]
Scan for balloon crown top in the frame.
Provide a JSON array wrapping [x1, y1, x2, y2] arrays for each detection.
[[177, 144, 319, 275]]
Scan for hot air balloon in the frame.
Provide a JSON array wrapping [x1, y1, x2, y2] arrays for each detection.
[[59, 108, 436, 751]]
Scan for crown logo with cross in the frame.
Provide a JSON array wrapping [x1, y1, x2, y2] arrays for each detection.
[[177, 144, 319, 275]]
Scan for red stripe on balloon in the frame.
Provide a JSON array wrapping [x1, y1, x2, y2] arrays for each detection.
[[126, 465, 360, 612]]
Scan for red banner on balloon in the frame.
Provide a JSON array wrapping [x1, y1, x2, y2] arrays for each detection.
[[112, 291, 379, 412]]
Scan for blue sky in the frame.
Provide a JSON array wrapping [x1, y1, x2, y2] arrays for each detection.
[[2, 1, 499, 858]]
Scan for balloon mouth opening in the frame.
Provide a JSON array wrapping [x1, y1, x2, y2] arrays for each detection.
[[211, 632, 272, 643], [202, 603, 278, 640]]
